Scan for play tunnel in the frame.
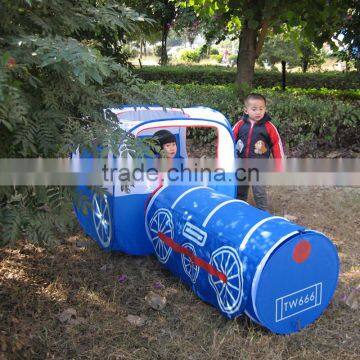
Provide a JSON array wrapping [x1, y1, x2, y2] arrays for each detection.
[[145, 185, 339, 334]]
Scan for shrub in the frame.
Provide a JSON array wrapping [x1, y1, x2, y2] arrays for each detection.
[[266, 86, 360, 101], [260, 90, 360, 154], [210, 47, 219, 55], [179, 49, 202, 63], [139, 82, 360, 154], [134, 65, 360, 90], [229, 54, 237, 63], [210, 54, 223, 63]]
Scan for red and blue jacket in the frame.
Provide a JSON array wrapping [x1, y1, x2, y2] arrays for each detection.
[[232, 113, 285, 159]]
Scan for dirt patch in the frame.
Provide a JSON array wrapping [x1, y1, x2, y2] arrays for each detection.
[[0, 187, 359, 359]]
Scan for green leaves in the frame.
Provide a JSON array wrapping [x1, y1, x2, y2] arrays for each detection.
[[0, 71, 29, 135], [17, 36, 118, 86], [0, 186, 77, 246], [90, 2, 152, 34], [183, 0, 353, 65], [179, 48, 202, 63], [0, 1, 153, 246]]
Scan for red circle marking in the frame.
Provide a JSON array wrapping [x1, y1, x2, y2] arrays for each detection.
[[293, 240, 312, 263]]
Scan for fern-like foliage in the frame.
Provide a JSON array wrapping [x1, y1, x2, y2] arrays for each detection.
[[0, 1, 156, 246], [0, 186, 77, 246]]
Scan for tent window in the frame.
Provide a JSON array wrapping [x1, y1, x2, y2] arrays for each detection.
[[186, 127, 217, 158], [136, 125, 218, 159]]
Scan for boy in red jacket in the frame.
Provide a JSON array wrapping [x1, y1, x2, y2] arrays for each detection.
[[232, 93, 284, 210]]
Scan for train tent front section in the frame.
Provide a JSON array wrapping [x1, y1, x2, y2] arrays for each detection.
[[74, 105, 236, 255]]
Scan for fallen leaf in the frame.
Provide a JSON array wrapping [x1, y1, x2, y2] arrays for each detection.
[[12, 337, 24, 351], [345, 286, 360, 310], [0, 336, 7, 352], [153, 281, 165, 290], [100, 263, 114, 272], [326, 151, 343, 159], [75, 240, 87, 248], [165, 288, 178, 297], [11, 316, 20, 325], [118, 274, 127, 283], [145, 291, 167, 310], [69, 317, 85, 326], [284, 214, 298, 222], [58, 308, 77, 324], [126, 314, 146, 327]]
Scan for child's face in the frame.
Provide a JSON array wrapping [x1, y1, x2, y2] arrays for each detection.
[[245, 99, 266, 122], [163, 142, 177, 158]]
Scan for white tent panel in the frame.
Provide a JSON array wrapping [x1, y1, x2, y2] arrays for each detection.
[[106, 106, 231, 132]]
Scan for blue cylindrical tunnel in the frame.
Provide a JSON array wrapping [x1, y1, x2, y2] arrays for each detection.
[[145, 185, 339, 334]]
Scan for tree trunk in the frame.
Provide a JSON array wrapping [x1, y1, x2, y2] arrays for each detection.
[[160, 25, 169, 66], [144, 41, 147, 57], [302, 59, 308, 73], [236, 19, 268, 96], [140, 39, 143, 59]]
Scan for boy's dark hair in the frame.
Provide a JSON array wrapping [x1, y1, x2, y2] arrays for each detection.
[[152, 129, 176, 148], [244, 93, 266, 105]]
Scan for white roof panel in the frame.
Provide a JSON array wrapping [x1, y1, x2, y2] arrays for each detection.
[[106, 106, 230, 132]]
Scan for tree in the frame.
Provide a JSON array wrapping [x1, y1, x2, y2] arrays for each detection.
[[125, 0, 177, 65], [75, 1, 149, 64], [297, 41, 326, 73], [155, 1, 177, 65], [0, 0, 151, 245], [286, 27, 326, 72], [257, 33, 299, 69], [173, 7, 202, 48], [335, 1, 360, 71], [186, 0, 352, 94], [258, 30, 325, 72]]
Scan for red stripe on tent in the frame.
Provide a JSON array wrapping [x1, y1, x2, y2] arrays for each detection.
[[144, 184, 163, 211], [158, 232, 227, 283]]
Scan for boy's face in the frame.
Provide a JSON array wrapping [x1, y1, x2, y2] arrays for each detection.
[[245, 99, 266, 122], [163, 142, 177, 158]]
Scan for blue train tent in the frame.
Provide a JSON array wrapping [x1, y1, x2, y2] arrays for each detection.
[[73, 105, 339, 334]]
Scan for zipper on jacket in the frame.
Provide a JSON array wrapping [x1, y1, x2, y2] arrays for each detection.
[[245, 122, 255, 158]]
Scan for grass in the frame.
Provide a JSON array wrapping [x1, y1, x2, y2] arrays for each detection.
[[0, 187, 359, 359]]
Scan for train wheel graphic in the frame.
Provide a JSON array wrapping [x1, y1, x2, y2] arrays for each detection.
[[149, 209, 174, 263], [209, 246, 243, 315], [181, 243, 200, 283], [92, 192, 112, 248]]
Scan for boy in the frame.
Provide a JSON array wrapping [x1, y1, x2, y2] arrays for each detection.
[[232, 93, 284, 210], [152, 129, 178, 159]]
